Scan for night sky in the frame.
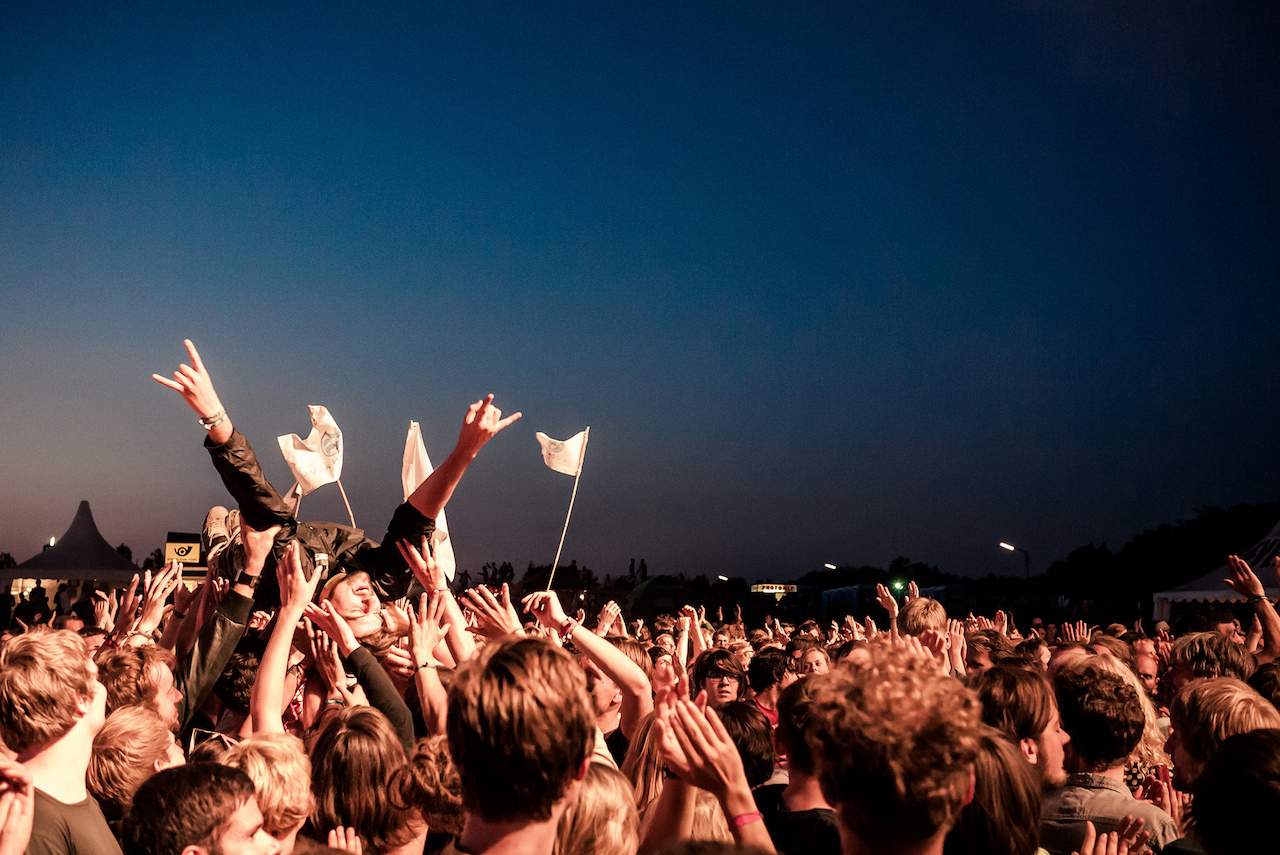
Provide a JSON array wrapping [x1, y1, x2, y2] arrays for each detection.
[[3, 3, 1278, 581]]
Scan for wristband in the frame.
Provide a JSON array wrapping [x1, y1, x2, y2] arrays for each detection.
[[1247, 594, 1273, 604], [235, 570, 261, 590], [731, 811, 763, 829], [558, 617, 579, 643], [417, 661, 439, 671], [198, 410, 228, 430]]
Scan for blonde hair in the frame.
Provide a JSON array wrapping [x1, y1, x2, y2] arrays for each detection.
[[555, 764, 639, 855], [1170, 677, 1280, 772], [0, 629, 94, 752], [900, 598, 947, 637], [224, 732, 314, 838], [620, 713, 663, 818], [87, 705, 174, 819], [1072, 653, 1169, 771]]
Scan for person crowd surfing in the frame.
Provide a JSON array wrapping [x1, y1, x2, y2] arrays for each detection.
[[0, 339, 1277, 855]]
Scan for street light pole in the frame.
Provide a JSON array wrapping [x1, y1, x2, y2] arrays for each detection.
[[999, 542, 1031, 579]]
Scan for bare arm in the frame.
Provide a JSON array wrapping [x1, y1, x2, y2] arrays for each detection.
[[525, 591, 654, 739], [410, 591, 451, 736], [251, 542, 320, 734], [406, 394, 522, 520], [397, 538, 477, 664], [1225, 555, 1280, 664]]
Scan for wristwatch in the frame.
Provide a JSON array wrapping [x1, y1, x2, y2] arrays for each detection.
[[235, 570, 261, 590]]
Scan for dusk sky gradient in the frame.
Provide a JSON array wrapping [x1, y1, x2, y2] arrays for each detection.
[[3, 3, 1279, 580]]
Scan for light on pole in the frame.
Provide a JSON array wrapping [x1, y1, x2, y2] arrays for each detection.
[[717, 575, 729, 582], [823, 562, 837, 571], [998, 542, 1031, 579]]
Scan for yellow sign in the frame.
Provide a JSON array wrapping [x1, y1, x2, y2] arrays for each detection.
[[165, 540, 201, 565]]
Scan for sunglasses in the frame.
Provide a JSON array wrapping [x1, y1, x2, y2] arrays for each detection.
[[188, 728, 239, 755]]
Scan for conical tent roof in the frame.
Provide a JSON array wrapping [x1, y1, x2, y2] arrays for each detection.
[[4, 501, 137, 582]]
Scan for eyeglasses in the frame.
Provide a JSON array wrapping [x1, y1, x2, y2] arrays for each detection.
[[188, 728, 239, 755], [707, 673, 740, 683]]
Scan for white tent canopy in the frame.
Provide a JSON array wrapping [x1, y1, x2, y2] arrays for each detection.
[[1154, 520, 1280, 621]]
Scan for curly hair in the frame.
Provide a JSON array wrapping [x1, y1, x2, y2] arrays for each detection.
[[94, 644, 176, 716], [806, 646, 981, 847], [393, 734, 465, 836], [1053, 664, 1144, 772], [0, 629, 95, 753]]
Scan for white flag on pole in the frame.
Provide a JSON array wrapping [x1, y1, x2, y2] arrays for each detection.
[[536, 430, 587, 476], [277, 405, 344, 497], [401, 420, 455, 582]]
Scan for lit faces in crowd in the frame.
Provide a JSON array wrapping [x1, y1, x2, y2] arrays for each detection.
[[150, 660, 184, 731], [326, 571, 386, 639], [702, 666, 742, 708], [1029, 702, 1070, 789]]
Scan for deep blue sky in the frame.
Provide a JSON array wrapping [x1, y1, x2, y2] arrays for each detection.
[[3, 3, 1278, 580]]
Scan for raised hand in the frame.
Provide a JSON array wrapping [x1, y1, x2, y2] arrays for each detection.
[[381, 598, 413, 638], [596, 601, 622, 636], [91, 590, 116, 632], [1070, 817, 1147, 855], [396, 536, 446, 593], [304, 601, 360, 656], [874, 583, 899, 623], [327, 826, 363, 854], [135, 561, 182, 638], [151, 339, 228, 425], [411, 591, 452, 666], [1225, 554, 1266, 599], [658, 699, 749, 799], [906, 580, 920, 603], [241, 519, 283, 574], [455, 394, 523, 459], [276, 540, 321, 613], [994, 610, 1009, 636], [462, 584, 523, 638], [0, 754, 34, 855], [522, 590, 569, 631]]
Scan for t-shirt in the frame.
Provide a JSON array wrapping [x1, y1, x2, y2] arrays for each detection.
[[26, 788, 123, 855], [755, 783, 841, 855]]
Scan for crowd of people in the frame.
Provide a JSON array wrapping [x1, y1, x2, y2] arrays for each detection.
[[2, 339, 1279, 855]]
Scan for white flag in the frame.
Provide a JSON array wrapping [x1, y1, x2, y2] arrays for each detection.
[[401, 420, 455, 582], [277, 405, 344, 497], [536, 430, 587, 476]]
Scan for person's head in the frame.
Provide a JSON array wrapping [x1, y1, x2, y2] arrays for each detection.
[[554, 763, 639, 855], [712, 628, 731, 648], [806, 646, 982, 850], [394, 734, 465, 838], [1192, 729, 1280, 855], [971, 666, 1069, 789], [53, 613, 85, 633], [691, 649, 746, 708], [1076, 651, 1169, 772], [1088, 634, 1133, 669], [1014, 636, 1050, 670], [727, 640, 753, 671], [1053, 664, 1144, 773], [965, 629, 1013, 674], [224, 733, 314, 851], [715, 702, 775, 789], [1247, 662, 1280, 710], [580, 655, 622, 719], [88, 705, 185, 820], [95, 644, 183, 731], [319, 570, 383, 639], [0, 628, 105, 755], [121, 763, 280, 855], [213, 639, 265, 721], [943, 727, 1042, 855], [899, 597, 947, 638], [1166, 677, 1280, 790], [311, 706, 420, 853], [747, 648, 788, 695], [654, 633, 675, 656], [448, 636, 593, 823], [775, 674, 822, 778], [1168, 631, 1254, 693], [798, 645, 831, 675], [1134, 651, 1160, 698]]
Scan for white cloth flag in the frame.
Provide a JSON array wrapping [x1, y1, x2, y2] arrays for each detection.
[[277, 405, 344, 496], [401, 420, 455, 582], [536, 430, 587, 476]]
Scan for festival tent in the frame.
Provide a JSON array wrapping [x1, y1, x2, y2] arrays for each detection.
[[1153, 519, 1280, 621], [2, 500, 138, 583]]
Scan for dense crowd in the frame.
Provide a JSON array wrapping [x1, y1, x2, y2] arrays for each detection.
[[2, 340, 1279, 855]]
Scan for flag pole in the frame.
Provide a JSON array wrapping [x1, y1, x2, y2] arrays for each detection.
[[335, 480, 357, 528], [546, 427, 589, 591]]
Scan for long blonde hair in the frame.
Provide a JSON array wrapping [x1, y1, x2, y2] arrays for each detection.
[[555, 764, 638, 855]]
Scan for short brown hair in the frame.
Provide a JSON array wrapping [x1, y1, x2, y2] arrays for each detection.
[[0, 629, 94, 752], [806, 646, 981, 847], [224, 732, 314, 838], [1170, 678, 1280, 773], [94, 644, 176, 715], [447, 637, 593, 822], [900, 598, 947, 637], [1172, 632, 1254, 682], [971, 666, 1053, 743], [87, 705, 174, 819]]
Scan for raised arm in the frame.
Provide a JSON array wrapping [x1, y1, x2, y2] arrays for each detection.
[[410, 591, 451, 736], [524, 591, 654, 740], [398, 537, 476, 664], [1224, 555, 1280, 664], [251, 541, 320, 733], [406, 394, 522, 521], [152, 339, 233, 445]]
